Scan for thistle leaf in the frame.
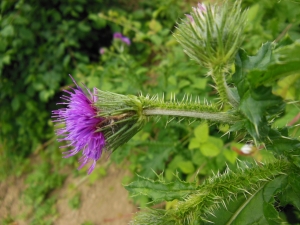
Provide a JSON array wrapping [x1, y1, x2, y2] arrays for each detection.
[[203, 175, 287, 225], [125, 175, 197, 203], [239, 86, 284, 139], [266, 128, 300, 168], [130, 160, 292, 225], [248, 40, 300, 86], [233, 43, 286, 140]]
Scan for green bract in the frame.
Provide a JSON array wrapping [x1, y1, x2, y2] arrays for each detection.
[[94, 90, 146, 152]]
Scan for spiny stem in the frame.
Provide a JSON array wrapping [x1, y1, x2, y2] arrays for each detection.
[[210, 67, 238, 107], [143, 108, 240, 124]]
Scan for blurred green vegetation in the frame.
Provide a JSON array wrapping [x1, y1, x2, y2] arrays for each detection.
[[1, 0, 300, 224]]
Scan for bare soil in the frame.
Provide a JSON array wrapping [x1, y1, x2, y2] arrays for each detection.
[[0, 165, 138, 225]]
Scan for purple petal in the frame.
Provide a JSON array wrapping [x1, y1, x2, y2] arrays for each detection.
[[121, 37, 131, 45], [52, 75, 106, 174], [113, 32, 123, 39], [113, 32, 131, 46], [99, 47, 105, 55], [185, 14, 194, 23], [197, 3, 206, 12]]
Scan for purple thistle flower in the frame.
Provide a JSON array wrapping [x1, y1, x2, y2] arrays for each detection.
[[113, 32, 123, 39], [52, 75, 105, 174], [99, 47, 105, 55], [113, 32, 131, 45], [120, 36, 131, 45]]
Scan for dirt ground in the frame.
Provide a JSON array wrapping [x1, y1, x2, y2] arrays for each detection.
[[0, 165, 138, 225]]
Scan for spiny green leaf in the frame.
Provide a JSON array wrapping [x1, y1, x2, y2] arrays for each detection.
[[267, 128, 300, 168], [203, 175, 287, 225], [233, 42, 273, 97], [130, 160, 292, 225], [247, 40, 300, 86], [233, 42, 273, 96], [233, 42, 286, 140], [277, 172, 300, 210], [239, 86, 284, 139], [125, 175, 197, 203]]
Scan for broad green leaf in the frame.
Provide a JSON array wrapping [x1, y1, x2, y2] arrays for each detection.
[[167, 155, 185, 170], [1, 25, 14, 37], [194, 122, 209, 142], [223, 149, 238, 164], [207, 136, 223, 149], [178, 79, 190, 89], [188, 137, 200, 150], [149, 34, 163, 46], [191, 77, 207, 90], [125, 176, 197, 203], [148, 19, 162, 33], [177, 161, 195, 174], [200, 142, 220, 157], [191, 150, 206, 167]]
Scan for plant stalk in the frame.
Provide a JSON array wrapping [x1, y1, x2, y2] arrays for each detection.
[[210, 67, 239, 107], [143, 108, 239, 124]]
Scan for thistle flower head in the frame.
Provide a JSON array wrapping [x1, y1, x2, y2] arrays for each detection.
[[52, 76, 105, 174], [175, 0, 247, 69], [113, 32, 131, 45], [99, 47, 105, 55], [52, 76, 145, 174]]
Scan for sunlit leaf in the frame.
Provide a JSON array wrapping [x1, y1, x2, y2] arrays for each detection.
[[194, 122, 209, 143], [188, 137, 200, 149], [177, 161, 195, 174], [200, 142, 221, 157]]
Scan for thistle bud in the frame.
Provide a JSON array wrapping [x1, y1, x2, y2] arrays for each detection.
[[175, 1, 247, 69]]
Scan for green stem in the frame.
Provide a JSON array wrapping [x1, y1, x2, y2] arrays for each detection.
[[143, 108, 239, 124], [210, 67, 238, 107]]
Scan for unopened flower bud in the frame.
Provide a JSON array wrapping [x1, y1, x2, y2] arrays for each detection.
[[175, 1, 247, 69]]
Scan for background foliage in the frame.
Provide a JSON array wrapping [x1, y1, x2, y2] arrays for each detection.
[[1, 0, 300, 224]]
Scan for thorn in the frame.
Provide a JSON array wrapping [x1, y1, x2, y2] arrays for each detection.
[[207, 210, 217, 218], [177, 118, 185, 123], [181, 94, 185, 103], [222, 199, 228, 210]]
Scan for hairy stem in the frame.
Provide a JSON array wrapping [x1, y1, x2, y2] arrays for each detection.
[[143, 108, 240, 124], [210, 67, 238, 107]]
